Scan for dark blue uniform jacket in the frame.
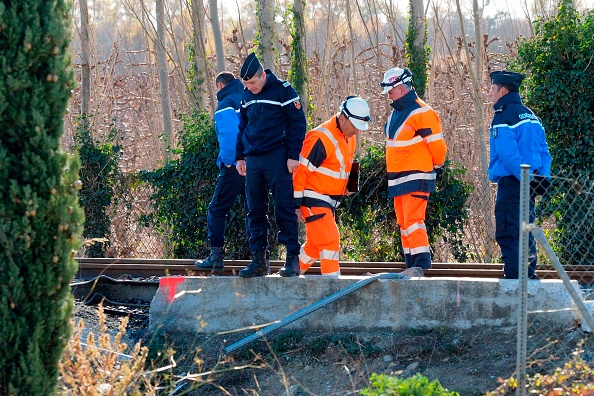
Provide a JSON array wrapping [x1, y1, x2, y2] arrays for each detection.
[[488, 92, 552, 182], [235, 70, 306, 161], [214, 78, 244, 168]]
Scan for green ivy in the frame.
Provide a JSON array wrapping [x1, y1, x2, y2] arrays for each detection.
[[405, 0, 430, 99], [74, 117, 121, 257], [287, 0, 308, 97], [338, 144, 472, 262], [515, 0, 594, 265], [140, 111, 252, 259]]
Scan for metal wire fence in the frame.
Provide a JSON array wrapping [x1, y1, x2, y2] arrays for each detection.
[[514, 167, 594, 395]]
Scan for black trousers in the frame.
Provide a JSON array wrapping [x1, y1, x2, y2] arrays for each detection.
[[495, 176, 537, 279], [245, 147, 300, 256], [207, 165, 250, 248]]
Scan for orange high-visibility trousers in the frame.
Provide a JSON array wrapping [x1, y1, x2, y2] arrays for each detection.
[[298, 206, 341, 275], [393, 192, 431, 269]]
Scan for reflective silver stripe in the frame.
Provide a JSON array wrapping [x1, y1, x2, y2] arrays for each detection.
[[388, 172, 436, 187], [384, 106, 433, 139], [424, 133, 444, 143], [298, 250, 317, 265], [282, 96, 300, 106], [320, 249, 340, 261], [303, 190, 340, 208], [242, 96, 300, 108], [492, 118, 542, 130], [294, 191, 304, 199], [386, 136, 423, 147], [300, 127, 349, 180], [401, 222, 427, 237], [403, 247, 410, 254], [410, 246, 431, 255], [214, 106, 236, 116]]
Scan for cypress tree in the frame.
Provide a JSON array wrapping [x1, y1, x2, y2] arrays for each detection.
[[0, 0, 83, 394]]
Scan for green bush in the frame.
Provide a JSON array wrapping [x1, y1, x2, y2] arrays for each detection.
[[141, 111, 252, 259], [75, 117, 121, 258], [361, 373, 460, 396], [0, 0, 84, 393], [337, 143, 472, 262], [516, 0, 594, 265]]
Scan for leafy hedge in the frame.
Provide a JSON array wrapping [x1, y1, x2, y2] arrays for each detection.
[[141, 111, 252, 259], [515, 0, 594, 265], [75, 118, 121, 257]]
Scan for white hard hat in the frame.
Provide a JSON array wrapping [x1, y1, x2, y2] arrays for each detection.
[[340, 96, 371, 131], [379, 67, 413, 94]]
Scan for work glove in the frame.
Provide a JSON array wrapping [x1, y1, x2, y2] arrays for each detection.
[[530, 175, 551, 196], [435, 167, 444, 182]]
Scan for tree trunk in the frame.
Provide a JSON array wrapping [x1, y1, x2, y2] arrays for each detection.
[[191, 0, 210, 112], [455, 0, 496, 261], [209, 0, 226, 72], [407, 0, 428, 98], [156, 0, 174, 157], [79, 0, 91, 121], [345, 0, 357, 95], [290, 0, 308, 112], [256, 0, 276, 72]]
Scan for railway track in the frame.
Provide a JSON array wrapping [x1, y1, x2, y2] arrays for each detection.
[[75, 257, 594, 285]]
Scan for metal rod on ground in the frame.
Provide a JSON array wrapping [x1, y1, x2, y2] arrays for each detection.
[[224, 272, 403, 354], [516, 164, 530, 396], [532, 226, 594, 332]]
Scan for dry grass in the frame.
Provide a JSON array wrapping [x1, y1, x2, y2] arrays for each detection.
[[58, 306, 153, 395]]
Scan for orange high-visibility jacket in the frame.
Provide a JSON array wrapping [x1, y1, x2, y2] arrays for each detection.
[[293, 117, 356, 210], [384, 91, 447, 198]]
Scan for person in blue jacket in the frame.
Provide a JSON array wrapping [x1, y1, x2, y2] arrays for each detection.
[[195, 72, 250, 271], [488, 70, 552, 279], [235, 52, 307, 277]]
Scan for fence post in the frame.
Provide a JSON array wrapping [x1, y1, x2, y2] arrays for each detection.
[[516, 164, 530, 396]]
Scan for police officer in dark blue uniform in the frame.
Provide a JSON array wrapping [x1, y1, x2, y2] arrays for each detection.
[[488, 70, 552, 279], [195, 72, 250, 272], [235, 53, 307, 277]]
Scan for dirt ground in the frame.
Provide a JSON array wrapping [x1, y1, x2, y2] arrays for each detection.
[[72, 302, 590, 396]]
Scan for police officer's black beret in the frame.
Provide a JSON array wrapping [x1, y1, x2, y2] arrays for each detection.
[[240, 52, 262, 81], [490, 70, 526, 88]]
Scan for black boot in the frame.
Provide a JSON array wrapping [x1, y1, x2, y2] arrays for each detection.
[[238, 250, 270, 278], [279, 255, 300, 277], [195, 247, 224, 271]]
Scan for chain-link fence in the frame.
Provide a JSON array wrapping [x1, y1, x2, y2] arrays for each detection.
[[78, 173, 169, 258], [512, 166, 594, 395]]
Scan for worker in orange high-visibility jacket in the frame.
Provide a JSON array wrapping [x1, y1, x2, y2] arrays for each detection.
[[379, 67, 447, 271], [293, 96, 371, 276]]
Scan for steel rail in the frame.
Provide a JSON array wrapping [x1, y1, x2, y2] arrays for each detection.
[[74, 258, 594, 284]]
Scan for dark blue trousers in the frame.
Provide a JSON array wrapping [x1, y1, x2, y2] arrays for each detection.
[[207, 165, 250, 248], [495, 176, 536, 279], [245, 147, 300, 256]]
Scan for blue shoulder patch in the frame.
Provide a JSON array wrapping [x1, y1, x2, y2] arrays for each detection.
[[282, 81, 291, 88]]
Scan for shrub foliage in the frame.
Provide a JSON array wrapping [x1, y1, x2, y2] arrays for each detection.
[[141, 111, 252, 259], [0, 0, 84, 394], [361, 373, 460, 395], [516, 0, 594, 265], [75, 118, 121, 258]]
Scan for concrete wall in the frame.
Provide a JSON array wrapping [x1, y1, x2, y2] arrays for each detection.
[[149, 276, 581, 335]]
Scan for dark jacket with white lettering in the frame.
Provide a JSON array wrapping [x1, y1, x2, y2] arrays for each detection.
[[235, 70, 306, 160], [215, 78, 243, 167], [488, 92, 552, 182]]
